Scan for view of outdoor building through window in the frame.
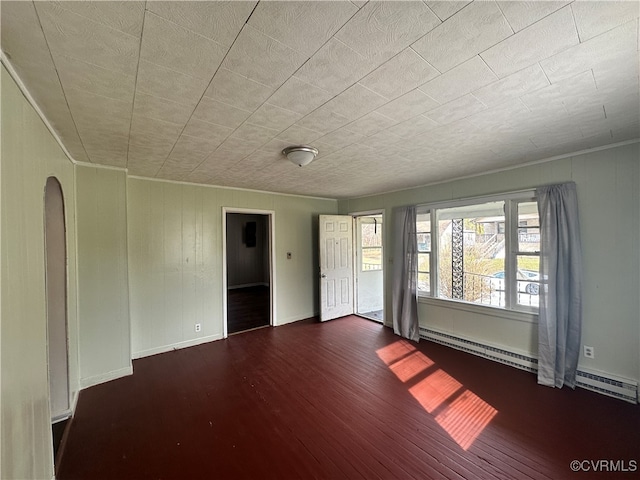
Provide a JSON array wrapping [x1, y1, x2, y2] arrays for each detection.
[[417, 212, 431, 294], [437, 201, 506, 305], [361, 218, 382, 271], [417, 196, 541, 311]]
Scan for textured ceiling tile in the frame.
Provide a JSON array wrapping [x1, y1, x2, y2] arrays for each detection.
[[51, 0, 145, 37], [140, 12, 227, 80], [335, 1, 441, 63], [318, 128, 366, 148], [529, 125, 584, 149], [540, 19, 638, 83], [571, 0, 639, 42], [425, 1, 472, 22], [146, 1, 256, 46], [54, 54, 135, 103], [192, 97, 251, 129], [412, 1, 513, 73], [294, 38, 378, 94], [344, 112, 397, 137], [165, 134, 222, 167], [182, 118, 234, 143], [520, 70, 597, 110], [136, 60, 210, 106], [359, 48, 440, 100], [218, 136, 265, 156], [129, 114, 183, 143], [267, 77, 334, 116], [611, 122, 640, 141], [231, 123, 280, 145], [357, 130, 404, 149], [375, 89, 440, 122], [592, 57, 639, 92], [80, 132, 129, 167], [496, 1, 570, 33], [1, 1, 56, 66], [133, 92, 194, 125], [65, 88, 132, 137], [467, 99, 530, 129], [222, 25, 307, 88], [36, 2, 140, 76], [204, 69, 275, 112], [419, 56, 497, 104], [325, 84, 388, 121], [387, 115, 440, 138], [481, 6, 579, 78], [127, 139, 174, 173], [208, 146, 251, 164], [425, 94, 488, 126], [278, 123, 325, 144], [471, 64, 549, 107], [246, 104, 302, 132], [314, 141, 343, 158], [296, 107, 351, 134], [248, 1, 357, 56]]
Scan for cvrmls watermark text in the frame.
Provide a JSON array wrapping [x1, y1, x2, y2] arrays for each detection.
[[570, 460, 637, 473]]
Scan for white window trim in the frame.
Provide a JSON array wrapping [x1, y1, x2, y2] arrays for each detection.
[[418, 296, 538, 324], [416, 189, 539, 318]]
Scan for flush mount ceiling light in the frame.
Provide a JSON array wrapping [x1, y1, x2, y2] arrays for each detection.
[[282, 145, 318, 167]]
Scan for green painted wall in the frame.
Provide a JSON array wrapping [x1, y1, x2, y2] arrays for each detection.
[[339, 143, 640, 384], [75, 165, 131, 387], [1, 65, 79, 480], [127, 178, 337, 358]]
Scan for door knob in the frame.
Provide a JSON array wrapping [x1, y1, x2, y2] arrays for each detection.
[[321, 273, 326, 278]]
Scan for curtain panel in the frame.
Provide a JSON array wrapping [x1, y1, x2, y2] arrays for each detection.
[[536, 182, 583, 388], [392, 206, 420, 342]]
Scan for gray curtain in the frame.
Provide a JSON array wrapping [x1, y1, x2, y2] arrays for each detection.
[[392, 206, 419, 342], [536, 182, 583, 388]]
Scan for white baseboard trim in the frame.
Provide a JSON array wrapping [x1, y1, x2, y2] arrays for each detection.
[[80, 365, 133, 390], [419, 326, 638, 404], [132, 333, 223, 359]]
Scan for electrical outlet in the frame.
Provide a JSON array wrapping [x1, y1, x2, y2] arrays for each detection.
[[584, 345, 594, 359], [195, 323, 202, 333]]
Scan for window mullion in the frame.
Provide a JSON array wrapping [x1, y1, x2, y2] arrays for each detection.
[[504, 200, 515, 309], [431, 209, 438, 298]]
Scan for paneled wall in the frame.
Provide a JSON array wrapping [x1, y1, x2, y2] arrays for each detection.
[[76, 165, 131, 387], [127, 178, 337, 358], [339, 143, 640, 385], [1, 66, 79, 480]]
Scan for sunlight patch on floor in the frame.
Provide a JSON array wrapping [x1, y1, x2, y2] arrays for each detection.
[[377, 340, 498, 451]]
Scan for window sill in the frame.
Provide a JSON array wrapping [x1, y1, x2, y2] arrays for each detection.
[[417, 296, 538, 324]]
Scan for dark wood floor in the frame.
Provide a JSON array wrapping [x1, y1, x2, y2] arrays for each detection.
[[227, 286, 270, 334], [57, 316, 639, 480]]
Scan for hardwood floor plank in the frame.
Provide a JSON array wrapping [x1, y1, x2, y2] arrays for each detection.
[[58, 316, 640, 480]]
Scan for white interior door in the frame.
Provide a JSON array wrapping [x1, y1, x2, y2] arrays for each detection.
[[319, 215, 354, 321]]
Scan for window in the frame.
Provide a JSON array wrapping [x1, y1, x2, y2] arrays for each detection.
[[416, 193, 539, 313], [360, 218, 382, 271], [513, 201, 540, 309], [417, 211, 431, 294]]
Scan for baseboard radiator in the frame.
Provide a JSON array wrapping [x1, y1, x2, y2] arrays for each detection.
[[419, 327, 638, 405]]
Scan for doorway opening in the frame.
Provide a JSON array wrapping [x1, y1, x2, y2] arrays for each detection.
[[355, 213, 384, 323], [44, 177, 70, 469], [223, 209, 274, 336]]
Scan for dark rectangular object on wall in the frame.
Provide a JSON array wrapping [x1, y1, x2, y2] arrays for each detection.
[[245, 221, 257, 247]]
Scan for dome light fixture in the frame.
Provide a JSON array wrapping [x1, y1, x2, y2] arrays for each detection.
[[282, 145, 318, 167]]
